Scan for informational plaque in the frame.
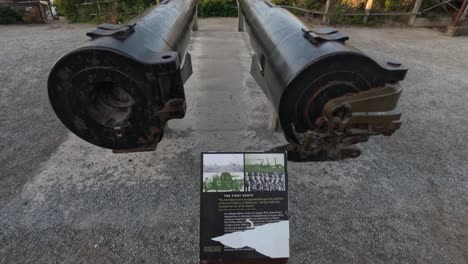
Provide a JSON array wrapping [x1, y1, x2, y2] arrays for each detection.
[[200, 152, 289, 264]]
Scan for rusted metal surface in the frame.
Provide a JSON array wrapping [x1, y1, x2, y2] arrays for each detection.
[[48, 0, 196, 152], [239, 0, 408, 161], [273, 84, 403, 161], [453, 0, 468, 26], [322, 84, 402, 134]]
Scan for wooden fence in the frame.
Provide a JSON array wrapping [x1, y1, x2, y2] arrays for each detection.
[[282, 0, 468, 27]]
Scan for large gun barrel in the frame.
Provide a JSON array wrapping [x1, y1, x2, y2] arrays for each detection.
[[239, 0, 408, 161], [48, 0, 197, 152]]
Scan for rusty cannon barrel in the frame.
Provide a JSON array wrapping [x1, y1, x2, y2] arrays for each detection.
[[48, 0, 197, 152], [238, 0, 408, 161]]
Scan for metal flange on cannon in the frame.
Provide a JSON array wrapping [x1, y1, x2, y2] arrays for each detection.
[[238, 0, 408, 161], [48, 0, 197, 152]]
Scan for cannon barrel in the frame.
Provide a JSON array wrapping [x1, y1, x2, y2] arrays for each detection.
[[239, 0, 408, 161], [48, 0, 197, 152]]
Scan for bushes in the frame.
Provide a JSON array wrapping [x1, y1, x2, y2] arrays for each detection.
[[55, 0, 154, 23], [341, 0, 366, 8], [0, 7, 23, 24], [55, 0, 81, 22], [272, 0, 296, 5], [120, 0, 150, 16], [53, 0, 459, 24], [198, 0, 237, 17], [302, 0, 323, 10], [55, 0, 239, 22], [270, 0, 414, 12]]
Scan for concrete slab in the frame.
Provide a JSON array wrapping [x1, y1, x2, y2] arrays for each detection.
[[1, 18, 468, 263]]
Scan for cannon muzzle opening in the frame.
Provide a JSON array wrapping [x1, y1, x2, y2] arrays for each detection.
[[240, 0, 408, 161], [87, 81, 135, 128], [48, 0, 196, 153]]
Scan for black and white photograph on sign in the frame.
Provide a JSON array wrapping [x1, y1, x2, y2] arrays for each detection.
[[244, 153, 286, 192], [202, 153, 244, 192]]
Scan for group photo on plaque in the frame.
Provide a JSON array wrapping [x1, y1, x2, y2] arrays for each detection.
[[244, 153, 286, 192]]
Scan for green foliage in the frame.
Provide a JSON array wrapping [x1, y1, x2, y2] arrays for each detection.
[[0, 7, 23, 24], [324, 0, 418, 25], [51, 0, 454, 25], [420, 0, 443, 18], [272, 0, 296, 5], [198, 0, 238, 17], [55, 0, 154, 23], [302, 0, 322, 10], [120, 0, 150, 15], [340, 0, 414, 12], [341, 0, 366, 8], [367, 0, 412, 11], [326, 2, 348, 25], [55, 0, 81, 22], [272, 0, 324, 9], [421, 0, 440, 9], [384, 0, 400, 11], [324, 1, 381, 26]]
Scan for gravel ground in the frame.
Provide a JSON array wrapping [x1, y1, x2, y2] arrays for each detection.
[[0, 18, 467, 263], [0, 23, 92, 203]]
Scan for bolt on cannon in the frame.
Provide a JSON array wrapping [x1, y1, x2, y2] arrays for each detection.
[[238, 0, 408, 161]]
